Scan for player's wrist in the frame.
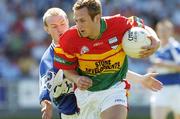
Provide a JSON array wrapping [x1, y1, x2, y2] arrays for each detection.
[[139, 75, 145, 84], [75, 76, 83, 85]]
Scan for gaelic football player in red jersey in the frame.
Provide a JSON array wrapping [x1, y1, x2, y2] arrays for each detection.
[[54, 0, 162, 119]]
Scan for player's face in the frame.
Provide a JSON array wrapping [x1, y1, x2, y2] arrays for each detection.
[[74, 7, 99, 38], [156, 25, 172, 41], [45, 15, 69, 43]]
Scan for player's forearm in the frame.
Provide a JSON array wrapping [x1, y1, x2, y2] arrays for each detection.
[[153, 60, 180, 71], [160, 62, 180, 71], [126, 70, 143, 83], [63, 70, 80, 84]]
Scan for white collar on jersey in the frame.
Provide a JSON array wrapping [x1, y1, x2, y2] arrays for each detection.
[[52, 40, 56, 48]]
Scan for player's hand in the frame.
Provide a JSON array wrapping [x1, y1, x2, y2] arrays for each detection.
[[41, 100, 52, 119], [76, 76, 92, 90], [139, 35, 160, 58], [141, 73, 163, 91]]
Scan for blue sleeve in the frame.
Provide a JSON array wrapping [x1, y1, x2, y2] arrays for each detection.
[[39, 89, 51, 103], [39, 45, 55, 103]]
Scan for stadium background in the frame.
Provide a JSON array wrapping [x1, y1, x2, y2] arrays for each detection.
[[0, 0, 179, 119]]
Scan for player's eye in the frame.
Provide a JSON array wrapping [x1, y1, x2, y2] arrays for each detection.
[[51, 26, 57, 29], [60, 21, 66, 25], [60, 23, 66, 26], [80, 19, 85, 23]]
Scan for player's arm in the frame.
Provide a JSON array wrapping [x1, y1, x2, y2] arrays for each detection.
[[126, 16, 160, 58], [39, 60, 53, 119], [151, 58, 180, 72], [54, 43, 92, 90], [126, 70, 163, 91], [41, 100, 52, 119], [63, 70, 92, 90], [39, 85, 52, 119], [39, 81, 52, 119]]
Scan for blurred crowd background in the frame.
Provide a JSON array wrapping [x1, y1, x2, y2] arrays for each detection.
[[1, 0, 180, 80], [0, 0, 180, 119]]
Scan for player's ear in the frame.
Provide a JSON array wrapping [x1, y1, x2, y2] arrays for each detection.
[[44, 26, 50, 34], [94, 14, 101, 23]]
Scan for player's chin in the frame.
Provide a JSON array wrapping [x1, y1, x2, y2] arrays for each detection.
[[82, 34, 88, 38], [80, 32, 88, 37]]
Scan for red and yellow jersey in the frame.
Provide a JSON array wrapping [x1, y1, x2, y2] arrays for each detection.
[[54, 14, 144, 91]]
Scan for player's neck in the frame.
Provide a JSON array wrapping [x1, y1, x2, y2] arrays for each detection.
[[88, 23, 101, 40], [161, 39, 169, 47], [52, 40, 58, 46]]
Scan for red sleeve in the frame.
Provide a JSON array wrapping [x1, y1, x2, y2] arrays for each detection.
[[54, 29, 78, 70], [107, 14, 145, 30], [127, 16, 145, 28]]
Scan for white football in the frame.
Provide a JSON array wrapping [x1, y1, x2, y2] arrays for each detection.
[[51, 70, 74, 98], [122, 27, 151, 58]]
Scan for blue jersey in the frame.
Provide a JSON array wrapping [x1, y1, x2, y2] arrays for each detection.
[[39, 43, 78, 115], [151, 38, 180, 85]]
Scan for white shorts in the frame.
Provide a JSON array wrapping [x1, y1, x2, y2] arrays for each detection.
[[74, 81, 128, 119], [150, 85, 180, 114], [61, 113, 79, 119]]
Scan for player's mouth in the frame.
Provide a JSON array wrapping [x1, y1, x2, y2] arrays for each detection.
[[80, 30, 85, 34], [59, 33, 63, 37]]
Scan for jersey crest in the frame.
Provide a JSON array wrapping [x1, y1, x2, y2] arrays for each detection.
[[80, 46, 89, 54], [108, 37, 119, 49]]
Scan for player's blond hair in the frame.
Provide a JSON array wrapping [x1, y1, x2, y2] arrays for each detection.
[[43, 8, 67, 27], [156, 19, 174, 32], [73, 0, 102, 20]]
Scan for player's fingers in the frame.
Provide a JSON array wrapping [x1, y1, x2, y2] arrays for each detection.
[[79, 77, 92, 86], [81, 77, 92, 84], [152, 80, 163, 90], [76, 76, 92, 90], [150, 87, 158, 92], [81, 82, 92, 88], [41, 106, 46, 112], [139, 50, 155, 58], [42, 112, 47, 119], [148, 72, 159, 77], [141, 37, 157, 52], [78, 85, 90, 90], [148, 36, 158, 47], [139, 48, 153, 54], [78, 82, 91, 90]]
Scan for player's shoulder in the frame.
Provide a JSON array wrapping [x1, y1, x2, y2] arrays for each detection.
[[40, 44, 54, 66], [103, 14, 129, 30], [59, 26, 80, 48], [41, 44, 54, 59], [103, 14, 127, 22], [60, 26, 78, 40]]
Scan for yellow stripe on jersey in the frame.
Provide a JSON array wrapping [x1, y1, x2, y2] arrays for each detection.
[[54, 47, 75, 59], [76, 46, 126, 75], [76, 45, 123, 60]]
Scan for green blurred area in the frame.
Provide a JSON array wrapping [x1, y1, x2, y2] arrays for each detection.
[[0, 106, 174, 119]]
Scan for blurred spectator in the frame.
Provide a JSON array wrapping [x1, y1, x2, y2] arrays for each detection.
[[149, 19, 180, 119], [0, 49, 21, 79]]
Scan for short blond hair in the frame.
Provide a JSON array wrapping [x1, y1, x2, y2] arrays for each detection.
[[43, 8, 67, 26], [156, 19, 174, 31]]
